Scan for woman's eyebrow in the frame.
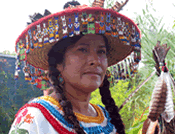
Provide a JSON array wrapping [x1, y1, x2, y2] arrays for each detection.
[[78, 43, 106, 48], [79, 43, 89, 46], [99, 45, 106, 48]]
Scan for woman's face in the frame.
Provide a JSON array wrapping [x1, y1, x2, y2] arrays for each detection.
[[57, 34, 108, 93]]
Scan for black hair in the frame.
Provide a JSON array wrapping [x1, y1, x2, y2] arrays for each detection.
[[99, 76, 125, 134], [63, 0, 81, 9], [47, 34, 125, 134]]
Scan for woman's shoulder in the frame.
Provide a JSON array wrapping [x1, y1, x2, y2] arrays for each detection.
[[9, 96, 73, 134], [9, 102, 49, 134]]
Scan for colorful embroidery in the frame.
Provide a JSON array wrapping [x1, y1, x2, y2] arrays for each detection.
[[19, 40, 26, 61], [35, 24, 43, 48], [74, 13, 80, 35], [68, 18, 74, 37], [32, 26, 38, 49], [10, 129, 29, 134], [87, 14, 95, 34], [16, 103, 75, 134], [111, 19, 118, 37], [48, 19, 55, 43], [81, 12, 88, 34], [99, 12, 105, 34], [54, 17, 59, 41], [38, 96, 105, 123], [117, 17, 123, 36], [24, 114, 34, 124], [105, 13, 111, 35], [23, 62, 31, 82], [61, 15, 68, 38], [27, 98, 116, 133], [123, 22, 130, 45], [11, 108, 33, 134], [43, 22, 49, 45], [94, 12, 100, 34], [25, 34, 30, 54]]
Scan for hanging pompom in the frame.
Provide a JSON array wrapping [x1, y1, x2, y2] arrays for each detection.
[[14, 70, 19, 80]]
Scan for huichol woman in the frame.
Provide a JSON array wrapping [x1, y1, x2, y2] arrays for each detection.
[[9, 0, 141, 133]]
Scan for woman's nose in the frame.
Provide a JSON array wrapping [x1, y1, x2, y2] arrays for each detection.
[[88, 51, 100, 66]]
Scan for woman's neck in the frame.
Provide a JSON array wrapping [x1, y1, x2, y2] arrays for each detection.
[[50, 89, 97, 117], [65, 91, 90, 113]]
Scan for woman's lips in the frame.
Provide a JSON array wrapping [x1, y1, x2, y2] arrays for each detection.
[[83, 72, 101, 76]]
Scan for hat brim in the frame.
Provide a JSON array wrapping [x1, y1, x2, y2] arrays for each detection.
[[27, 37, 134, 70]]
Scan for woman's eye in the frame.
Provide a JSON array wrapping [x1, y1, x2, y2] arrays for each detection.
[[98, 50, 106, 54], [78, 48, 87, 52]]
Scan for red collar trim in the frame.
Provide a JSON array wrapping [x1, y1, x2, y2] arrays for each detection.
[[16, 103, 76, 134]]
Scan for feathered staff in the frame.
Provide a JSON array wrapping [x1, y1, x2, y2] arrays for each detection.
[[142, 42, 175, 134]]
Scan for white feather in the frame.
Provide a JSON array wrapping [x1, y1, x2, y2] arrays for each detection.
[[161, 72, 174, 123]]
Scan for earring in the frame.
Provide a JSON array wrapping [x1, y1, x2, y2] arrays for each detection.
[[58, 74, 64, 85]]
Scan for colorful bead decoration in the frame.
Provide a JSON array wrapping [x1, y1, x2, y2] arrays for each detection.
[[38, 96, 105, 123]]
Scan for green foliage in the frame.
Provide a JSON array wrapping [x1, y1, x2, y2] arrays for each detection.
[[0, 57, 42, 133], [90, 75, 152, 130], [135, 5, 175, 78], [125, 114, 147, 134], [105, 0, 115, 8]]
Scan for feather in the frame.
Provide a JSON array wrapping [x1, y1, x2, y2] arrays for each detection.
[[111, 0, 129, 12], [148, 72, 167, 121], [148, 72, 174, 123], [161, 73, 174, 123]]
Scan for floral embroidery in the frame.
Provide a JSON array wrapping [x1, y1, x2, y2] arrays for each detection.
[[15, 103, 76, 134], [22, 108, 28, 116], [15, 108, 28, 125], [15, 116, 23, 125], [24, 114, 34, 124], [11, 108, 35, 134], [10, 129, 29, 134]]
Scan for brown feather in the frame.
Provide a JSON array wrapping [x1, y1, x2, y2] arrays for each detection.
[[92, 0, 105, 8], [148, 78, 167, 121], [111, 0, 129, 12]]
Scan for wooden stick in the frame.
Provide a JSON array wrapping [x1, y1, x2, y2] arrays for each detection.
[[119, 70, 156, 111]]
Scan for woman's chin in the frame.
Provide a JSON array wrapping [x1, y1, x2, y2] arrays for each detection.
[[81, 80, 102, 92]]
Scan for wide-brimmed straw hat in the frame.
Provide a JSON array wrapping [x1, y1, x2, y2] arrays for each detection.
[[14, 1, 141, 89]]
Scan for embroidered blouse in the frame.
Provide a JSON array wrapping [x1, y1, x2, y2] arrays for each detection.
[[9, 96, 117, 134]]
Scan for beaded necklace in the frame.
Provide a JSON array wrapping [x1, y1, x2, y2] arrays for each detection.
[[38, 96, 104, 123]]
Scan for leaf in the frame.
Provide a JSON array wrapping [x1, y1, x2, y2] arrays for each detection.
[[142, 9, 146, 15], [10, 129, 29, 134], [158, 24, 164, 34]]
